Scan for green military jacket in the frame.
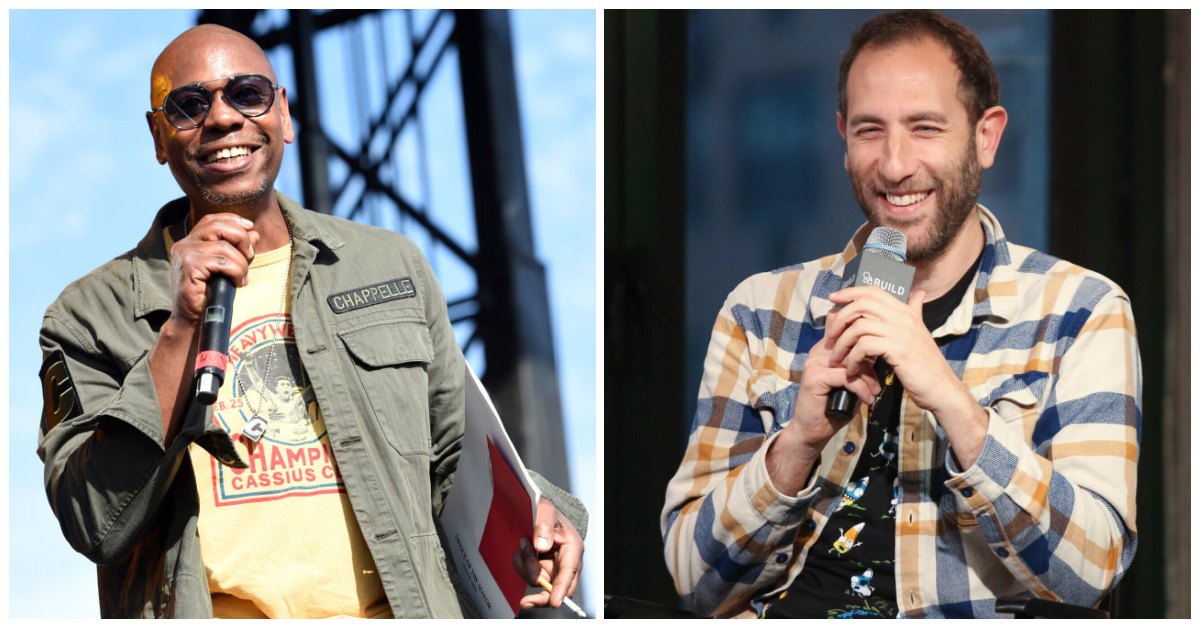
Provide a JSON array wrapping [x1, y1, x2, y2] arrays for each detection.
[[37, 192, 587, 618]]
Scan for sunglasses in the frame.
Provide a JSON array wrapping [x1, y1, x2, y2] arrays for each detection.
[[151, 73, 280, 130]]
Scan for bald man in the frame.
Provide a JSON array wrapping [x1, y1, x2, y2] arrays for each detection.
[[37, 25, 585, 619]]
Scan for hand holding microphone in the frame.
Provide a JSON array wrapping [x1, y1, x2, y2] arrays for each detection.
[[151, 212, 259, 446], [767, 227, 913, 495], [825, 227, 914, 420], [821, 227, 993, 467], [769, 226, 985, 494], [824, 226, 975, 421], [166, 213, 260, 405]]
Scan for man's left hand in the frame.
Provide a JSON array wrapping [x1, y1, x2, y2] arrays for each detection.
[[826, 286, 988, 467], [512, 496, 583, 610]]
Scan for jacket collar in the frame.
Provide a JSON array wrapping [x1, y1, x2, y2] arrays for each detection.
[[807, 205, 1019, 334], [130, 190, 344, 319]]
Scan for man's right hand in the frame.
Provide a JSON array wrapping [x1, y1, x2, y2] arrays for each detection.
[[168, 212, 260, 326], [151, 211, 260, 446], [765, 307, 881, 497]]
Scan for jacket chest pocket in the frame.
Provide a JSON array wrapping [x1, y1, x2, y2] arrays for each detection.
[[337, 318, 434, 456]]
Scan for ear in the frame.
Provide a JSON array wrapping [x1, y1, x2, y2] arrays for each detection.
[[974, 106, 1008, 170], [278, 87, 296, 144], [837, 111, 849, 171], [146, 112, 168, 165]]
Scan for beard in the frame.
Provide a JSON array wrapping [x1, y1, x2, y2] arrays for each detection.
[[850, 136, 982, 263], [194, 172, 272, 207]]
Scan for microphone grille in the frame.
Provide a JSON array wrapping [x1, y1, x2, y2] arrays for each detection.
[[863, 227, 907, 262]]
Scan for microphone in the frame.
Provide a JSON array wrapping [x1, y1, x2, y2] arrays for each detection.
[[825, 227, 915, 421], [194, 276, 236, 405]]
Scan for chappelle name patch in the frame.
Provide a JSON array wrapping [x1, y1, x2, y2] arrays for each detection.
[[328, 277, 416, 314]]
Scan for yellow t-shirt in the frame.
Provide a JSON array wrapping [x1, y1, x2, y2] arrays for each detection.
[[168, 230, 391, 618]]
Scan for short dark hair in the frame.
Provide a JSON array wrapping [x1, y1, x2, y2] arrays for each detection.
[[838, 10, 999, 126]]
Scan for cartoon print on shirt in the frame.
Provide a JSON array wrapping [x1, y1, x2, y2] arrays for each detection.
[[830, 522, 866, 555], [836, 476, 870, 512], [850, 568, 875, 597], [871, 427, 898, 463], [769, 358, 903, 617], [871, 371, 895, 405]]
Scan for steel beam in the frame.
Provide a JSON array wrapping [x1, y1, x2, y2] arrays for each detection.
[[287, 9, 332, 214], [454, 10, 571, 489]]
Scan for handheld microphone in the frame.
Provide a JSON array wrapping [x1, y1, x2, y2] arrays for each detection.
[[194, 276, 236, 405], [825, 227, 915, 421]]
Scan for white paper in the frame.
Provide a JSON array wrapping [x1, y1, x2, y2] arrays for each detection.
[[439, 362, 542, 618]]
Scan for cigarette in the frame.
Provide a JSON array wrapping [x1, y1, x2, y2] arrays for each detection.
[[537, 576, 587, 618]]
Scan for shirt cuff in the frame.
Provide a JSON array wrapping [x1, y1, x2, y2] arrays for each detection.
[[95, 352, 169, 449], [943, 405, 1040, 517], [101, 350, 246, 467], [740, 431, 820, 526]]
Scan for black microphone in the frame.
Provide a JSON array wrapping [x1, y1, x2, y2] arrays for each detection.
[[825, 227, 915, 421], [194, 276, 236, 405]]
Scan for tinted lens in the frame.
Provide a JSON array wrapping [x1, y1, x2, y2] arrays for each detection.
[[226, 75, 275, 115], [160, 75, 276, 129], [165, 87, 212, 129]]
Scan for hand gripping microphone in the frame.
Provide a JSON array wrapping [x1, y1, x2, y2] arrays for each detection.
[[825, 227, 915, 421], [194, 276, 236, 405]]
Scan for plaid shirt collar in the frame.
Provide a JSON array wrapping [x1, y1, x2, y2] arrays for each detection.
[[808, 205, 1019, 336]]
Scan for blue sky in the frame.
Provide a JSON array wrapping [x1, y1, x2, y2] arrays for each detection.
[[7, 9, 597, 618]]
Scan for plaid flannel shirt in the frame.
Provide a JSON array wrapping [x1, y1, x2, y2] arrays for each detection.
[[661, 206, 1140, 618]]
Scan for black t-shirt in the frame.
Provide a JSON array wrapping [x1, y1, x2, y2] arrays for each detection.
[[763, 251, 982, 619]]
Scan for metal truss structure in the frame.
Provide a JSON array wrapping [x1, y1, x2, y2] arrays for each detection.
[[197, 9, 570, 490]]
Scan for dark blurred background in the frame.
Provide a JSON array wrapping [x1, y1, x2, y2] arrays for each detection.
[[605, 9, 1188, 618]]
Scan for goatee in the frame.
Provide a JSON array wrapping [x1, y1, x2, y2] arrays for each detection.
[[195, 174, 272, 208]]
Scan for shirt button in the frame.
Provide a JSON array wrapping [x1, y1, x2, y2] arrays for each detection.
[[843, 442, 856, 454], [962, 488, 974, 498], [805, 519, 817, 530], [996, 547, 1009, 558], [775, 553, 788, 564]]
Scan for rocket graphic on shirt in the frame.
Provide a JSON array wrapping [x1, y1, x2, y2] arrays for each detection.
[[850, 568, 875, 597], [830, 522, 866, 555], [836, 476, 870, 512]]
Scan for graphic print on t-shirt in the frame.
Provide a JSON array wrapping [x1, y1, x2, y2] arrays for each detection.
[[829, 522, 866, 555], [206, 313, 345, 506], [763, 363, 901, 619], [836, 476, 870, 513]]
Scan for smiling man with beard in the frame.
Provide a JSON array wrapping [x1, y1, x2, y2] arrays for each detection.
[[662, 10, 1140, 618]]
